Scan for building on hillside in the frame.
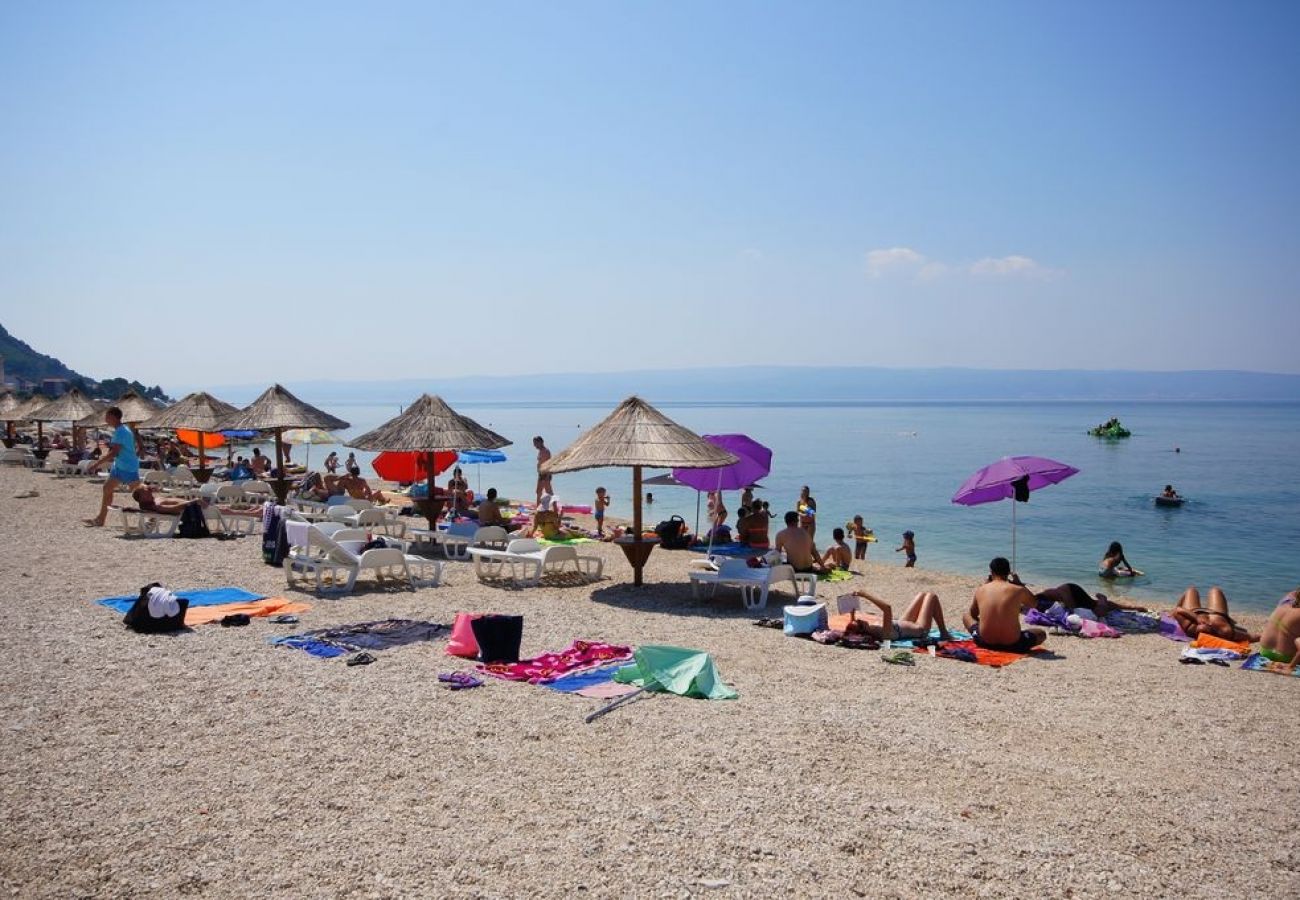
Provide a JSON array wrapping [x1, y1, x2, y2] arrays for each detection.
[[40, 378, 70, 397]]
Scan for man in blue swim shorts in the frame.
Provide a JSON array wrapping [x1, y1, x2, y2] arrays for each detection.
[[86, 406, 142, 527]]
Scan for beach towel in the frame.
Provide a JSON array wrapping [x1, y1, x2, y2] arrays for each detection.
[[539, 664, 634, 697], [1189, 633, 1251, 655], [1103, 610, 1160, 633], [1180, 646, 1243, 664], [477, 640, 634, 684], [536, 536, 596, 546], [97, 586, 263, 615], [685, 541, 752, 557], [184, 597, 312, 627], [818, 569, 855, 583], [1158, 612, 1192, 642], [1240, 653, 1300, 677], [913, 639, 1039, 668], [272, 619, 448, 659]]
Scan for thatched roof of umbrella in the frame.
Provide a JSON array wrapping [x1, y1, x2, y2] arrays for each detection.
[[25, 387, 101, 423], [8, 395, 49, 421], [76, 401, 111, 428], [109, 390, 165, 424], [0, 392, 21, 418], [347, 394, 509, 452], [543, 396, 738, 474], [220, 384, 349, 432], [140, 391, 239, 432]]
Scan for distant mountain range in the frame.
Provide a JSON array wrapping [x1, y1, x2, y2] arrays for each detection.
[[198, 366, 1300, 406], [0, 324, 171, 401]]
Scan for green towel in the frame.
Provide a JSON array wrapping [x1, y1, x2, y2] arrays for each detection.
[[536, 536, 596, 546], [818, 568, 854, 583]]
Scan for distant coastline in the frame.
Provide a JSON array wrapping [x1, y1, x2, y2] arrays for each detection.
[[189, 365, 1300, 406]]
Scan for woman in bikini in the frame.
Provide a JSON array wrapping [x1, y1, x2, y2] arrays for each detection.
[[841, 589, 954, 642], [1258, 589, 1300, 669], [1169, 586, 1259, 643], [1098, 541, 1141, 578]]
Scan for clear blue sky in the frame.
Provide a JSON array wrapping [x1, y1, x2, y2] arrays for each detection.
[[2, 1, 1298, 387]]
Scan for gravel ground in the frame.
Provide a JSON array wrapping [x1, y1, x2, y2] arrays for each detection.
[[1, 466, 1296, 899]]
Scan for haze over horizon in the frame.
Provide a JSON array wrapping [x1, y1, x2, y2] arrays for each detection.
[[3, 2, 1298, 382]]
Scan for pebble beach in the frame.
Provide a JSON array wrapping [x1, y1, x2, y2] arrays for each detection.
[[1, 465, 1296, 899]]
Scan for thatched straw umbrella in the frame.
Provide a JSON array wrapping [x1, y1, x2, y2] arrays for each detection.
[[220, 384, 350, 502], [347, 394, 510, 530], [139, 391, 239, 481], [25, 388, 101, 457], [4, 395, 46, 446], [542, 396, 738, 585], [0, 392, 23, 445]]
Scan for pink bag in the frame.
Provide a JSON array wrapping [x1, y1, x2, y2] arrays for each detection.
[[446, 612, 482, 657], [1078, 619, 1120, 639]]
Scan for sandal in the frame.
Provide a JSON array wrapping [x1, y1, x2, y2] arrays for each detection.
[[346, 652, 377, 666], [271, 614, 299, 625], [219, 614, 251, 627]]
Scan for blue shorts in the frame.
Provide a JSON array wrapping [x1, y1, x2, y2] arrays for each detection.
[[109, 464, 140, 484]]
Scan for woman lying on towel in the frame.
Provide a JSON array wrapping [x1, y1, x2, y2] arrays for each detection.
[[1257, 590, 1300, 668], [131, 487, 198, 516], [841, 589, 954, 642], [1033, 583, 1149, 616], [1169, 586, 1259, 643]]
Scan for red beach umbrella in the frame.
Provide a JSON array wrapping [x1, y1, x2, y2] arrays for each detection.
[[372, 450, 457, 483]]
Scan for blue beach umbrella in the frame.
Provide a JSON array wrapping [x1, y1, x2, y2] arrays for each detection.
[[457, 448, 507, 492]]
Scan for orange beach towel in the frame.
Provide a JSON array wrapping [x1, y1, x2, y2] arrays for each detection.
[[184, 597, 312, 627], [1189, 633, 1251, 655]]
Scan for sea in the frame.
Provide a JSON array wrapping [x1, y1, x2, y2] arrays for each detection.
[[262, 399, 1300, 613]]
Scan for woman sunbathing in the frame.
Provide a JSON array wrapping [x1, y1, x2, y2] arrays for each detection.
[[841, 589, 954, 642], [1258, 590, 1300, 669], [1169, 586, 1259, 643], [1033, 583, 1149, 616], [131, 487, 196, 516]]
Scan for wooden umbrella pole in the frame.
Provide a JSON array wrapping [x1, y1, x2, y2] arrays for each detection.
[[198, 431, 206, 472], [425, 451, 437, 531], [273, 427, 288, 503], [633, 465, 643, 586]]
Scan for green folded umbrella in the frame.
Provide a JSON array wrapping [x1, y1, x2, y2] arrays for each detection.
[[613, 645, 738, 700]]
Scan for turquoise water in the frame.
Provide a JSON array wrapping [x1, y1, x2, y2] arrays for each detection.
[[266, 400, 1300, 612]]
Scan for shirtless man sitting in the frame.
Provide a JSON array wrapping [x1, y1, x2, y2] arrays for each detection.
[[336, 467, 388, 504], [964, 557, 1046, 653], [774, 511, 823, 573], [475, 488, 516, 531]]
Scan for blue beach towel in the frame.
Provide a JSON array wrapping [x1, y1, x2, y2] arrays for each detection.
[[96, 586, 264, 614], [1241, 653, 1300, 677], [541, 664, 624, 693], [889, 628, 972, 649]]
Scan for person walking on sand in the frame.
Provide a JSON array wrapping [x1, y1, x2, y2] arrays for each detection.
[[85, 406, 142, 527], [964, 557, 1046, 652], [534, 436, 552, 504]]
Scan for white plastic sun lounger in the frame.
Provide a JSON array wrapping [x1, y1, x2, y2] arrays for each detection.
[[688, 558, 814, 610], [467, 538, 603, 587], [282, 522, 441, 593]]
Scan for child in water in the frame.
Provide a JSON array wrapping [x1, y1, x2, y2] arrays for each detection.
[[821, 527, 852, 570], [848, 515, 873, 560], [896, 530, 916, 567], [593, 487, 611, 537]]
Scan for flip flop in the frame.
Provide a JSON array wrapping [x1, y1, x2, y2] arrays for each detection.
[[219, 614, 251, 627], [881, 650, 916, 666], [1178, 656, 1205, 665], [346, 652, 377, 666], [271, 614, 299, 625]]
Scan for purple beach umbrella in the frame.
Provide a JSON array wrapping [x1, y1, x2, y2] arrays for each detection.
[[672, 434, 772, 492], [952, 455, 1080, 570]]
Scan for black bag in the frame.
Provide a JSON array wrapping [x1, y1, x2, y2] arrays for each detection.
[[178, 503, 210, 539], [470, 614, 524, 664], [123, 582, 190, 633], [655, 515, 689, 549]]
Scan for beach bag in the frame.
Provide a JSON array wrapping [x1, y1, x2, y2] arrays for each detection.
[[446, 613, 482, 658], [655, 516, 689, 549], [178, 503, 210, 539], [783, 603, 828, 637], [470, 614, 524, 664], [123, 583, 190, 633]]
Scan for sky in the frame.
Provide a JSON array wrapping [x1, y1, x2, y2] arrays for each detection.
[[2, 1, 1298, 389]]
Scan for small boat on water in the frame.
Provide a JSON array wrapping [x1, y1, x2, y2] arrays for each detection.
[[1089, 417, 1131, 438], [1154, 495, 1185, 507]]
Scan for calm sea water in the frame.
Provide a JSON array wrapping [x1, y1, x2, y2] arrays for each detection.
[[266, 400, 1300, 612]]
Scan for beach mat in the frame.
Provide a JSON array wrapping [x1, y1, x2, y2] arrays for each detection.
[[97, 586, 263, 614], [271, 619, 448, 659], [1240, 653, 1300, 677], [539, 664, 640, 699], [827, 614, 968, 648], [685, 542, 752, 557], [184, 597, 312, 627], [536, 536, 597, 546], [478, 640, 634, 684], [914, 639, 1040, 668]]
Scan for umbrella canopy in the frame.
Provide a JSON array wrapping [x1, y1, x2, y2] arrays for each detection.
[[543, 397, 738, 586], [222, 385, 350, 501], [672, 434, 772, 492], [139, 391, 242, 475], [111, 390, 165, 425], [0, 392, 22, 418], [372, 450, 458, 483], [25, 387, 101, 423], [613, 645, 738, 700], [952, 455, 1080, 570], [282, 428, 338, 445], [952, 456, 1080, 506], [221, 384, 349, 433], [347, 394, 510, 528], [457, 449, 507, 465], [76, 401, 112, 428]]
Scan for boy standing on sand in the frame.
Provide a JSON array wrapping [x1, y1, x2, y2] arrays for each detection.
[[849, 515, 872, 560], [593, 487, 610, 537], [964, 557, 1046, 653], [534, 436, 552, 504], [896, 530, 916, 567], [85, 406, 141, 527]]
